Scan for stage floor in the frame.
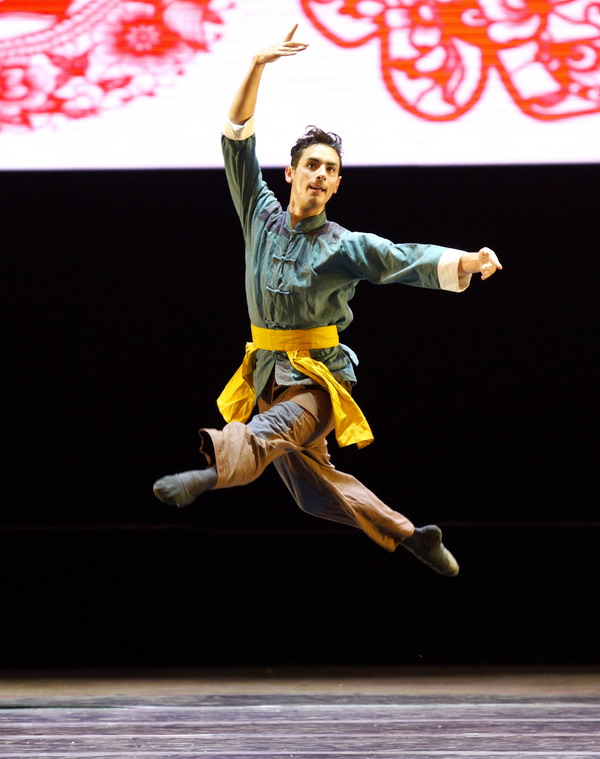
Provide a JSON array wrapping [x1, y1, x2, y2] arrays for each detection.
[[1, 666, 599, 757]]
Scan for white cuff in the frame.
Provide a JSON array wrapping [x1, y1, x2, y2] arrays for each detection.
[[223, 116, 256, 141], [437, 248, 471, 292]]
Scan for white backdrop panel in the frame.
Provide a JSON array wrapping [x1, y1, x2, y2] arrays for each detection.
[[0, 0, 598, 168]]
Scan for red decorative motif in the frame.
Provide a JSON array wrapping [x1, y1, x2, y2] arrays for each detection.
[[300, 0, 600, 120], [0, 0, 232, 130]]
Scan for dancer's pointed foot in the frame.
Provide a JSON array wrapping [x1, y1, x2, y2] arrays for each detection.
[[153, 468, 217, 508], [400, 525, 459, 577]]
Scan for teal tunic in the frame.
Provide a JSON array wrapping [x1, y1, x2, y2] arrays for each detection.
[[222, 130, 467, 401]]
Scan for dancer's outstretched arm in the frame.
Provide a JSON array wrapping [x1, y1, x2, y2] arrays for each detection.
[[228, 25, 308, 125]]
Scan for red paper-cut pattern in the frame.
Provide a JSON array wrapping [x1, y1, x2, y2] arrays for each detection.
[[300, 0, 600, 121], [0, 2, 72, 14], [0, 0, 232, 131]]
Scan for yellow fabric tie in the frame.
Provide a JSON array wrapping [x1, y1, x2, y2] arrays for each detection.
[[217, 325, 374, 448]]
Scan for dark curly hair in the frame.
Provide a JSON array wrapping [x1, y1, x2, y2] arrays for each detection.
[[290, 125, 343, 172]]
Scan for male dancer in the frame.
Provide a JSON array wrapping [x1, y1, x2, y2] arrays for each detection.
[[153, 28, 503, 576]]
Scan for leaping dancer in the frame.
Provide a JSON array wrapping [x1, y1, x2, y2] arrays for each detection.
[[153, 27, 502, 577]]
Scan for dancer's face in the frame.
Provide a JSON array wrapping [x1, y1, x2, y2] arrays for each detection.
[[285, 144, 342, 218]]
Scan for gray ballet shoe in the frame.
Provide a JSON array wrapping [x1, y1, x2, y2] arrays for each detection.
[[152, 474, 196, 508], [400, 525, 460, 577], [153, 466, 217, 508]]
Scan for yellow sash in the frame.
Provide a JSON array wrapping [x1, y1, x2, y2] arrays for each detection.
[[216, 325, 374, 448]]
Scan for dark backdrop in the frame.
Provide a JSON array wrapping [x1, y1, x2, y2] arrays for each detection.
[[2, 160, 598, 668]]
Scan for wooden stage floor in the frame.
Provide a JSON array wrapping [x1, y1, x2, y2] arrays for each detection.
[[1, 666, 599, 757]]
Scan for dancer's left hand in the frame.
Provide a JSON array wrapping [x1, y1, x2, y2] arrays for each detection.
[[478, 247, 503, 280]]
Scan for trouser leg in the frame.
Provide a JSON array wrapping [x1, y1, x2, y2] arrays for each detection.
[[199, 394, 322, 490], [272, 443, 414, 552], [201, 385, 414, 552]]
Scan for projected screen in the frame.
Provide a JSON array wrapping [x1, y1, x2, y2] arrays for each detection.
[[0, 0, 599, 169]]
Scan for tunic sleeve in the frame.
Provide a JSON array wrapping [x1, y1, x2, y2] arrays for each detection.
[[339, 231, 470, 291], [221, 121, 279, 243]]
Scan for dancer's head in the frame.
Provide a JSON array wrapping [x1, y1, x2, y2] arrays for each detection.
[[285, 126, 342, 219], [290, 125, 343, 172]]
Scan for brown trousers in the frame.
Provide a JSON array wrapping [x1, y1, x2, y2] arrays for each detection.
[[199, 383, 413, 552]]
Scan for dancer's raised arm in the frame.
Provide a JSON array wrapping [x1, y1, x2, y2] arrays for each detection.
[[228, 25, 308, 125]]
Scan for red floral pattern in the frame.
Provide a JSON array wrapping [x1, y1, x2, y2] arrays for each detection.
[[300, 0, 600, 120], [0, 0, 233, 131]]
